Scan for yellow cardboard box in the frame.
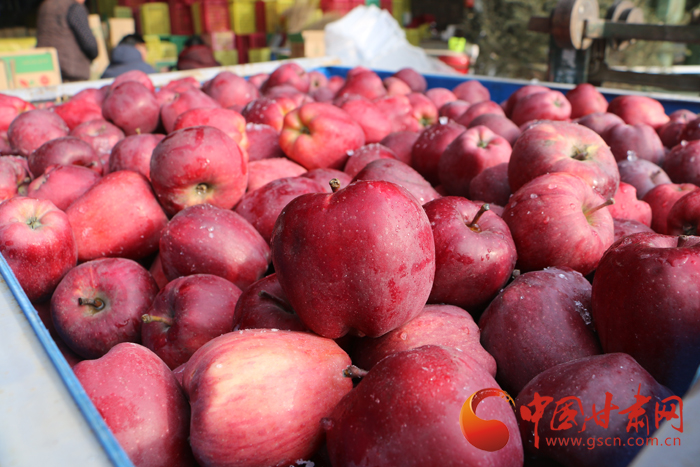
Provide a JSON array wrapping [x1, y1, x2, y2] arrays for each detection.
[[0, 48, 62, 90]]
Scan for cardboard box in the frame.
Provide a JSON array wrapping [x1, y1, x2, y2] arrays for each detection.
[[301, 29, 325, 58], [0, 48, 62, 91], [108, 18, 136, 48], [88, 15, 110, 80]]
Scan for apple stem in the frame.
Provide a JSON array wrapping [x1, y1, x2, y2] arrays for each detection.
[[141, 314, 174, 326], [343, 365, 368, 379], [135, 128, 141, 135], [195, 183, 209, 195], [467, 204, 490, 231], [583, 198, 615, 217], [26, 216, 41, 230], [571, 146, 589, 161], [78, 297, 105, 311], [329, 178, 341, 193], [258, 290, 294, 314]]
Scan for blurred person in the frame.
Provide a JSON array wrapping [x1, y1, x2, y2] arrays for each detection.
[[36, 0, 98, 82], [102, 34, 155, 79], [177, 36, 220, 71]]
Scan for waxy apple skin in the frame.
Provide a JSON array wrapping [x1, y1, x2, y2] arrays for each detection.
[[591, 232, 700, 395], [182, 329, 353, 467], [325, 345, 523, 467], [0, 197, 77, 302], [141, 274, 243, 369], [271, 180, 436, 339], [51, 258, 158, 359], [73, 343, 195, 467], [233, 273, 307, 332]]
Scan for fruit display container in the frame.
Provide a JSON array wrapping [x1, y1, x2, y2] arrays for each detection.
[[2, 56, 700, 466]]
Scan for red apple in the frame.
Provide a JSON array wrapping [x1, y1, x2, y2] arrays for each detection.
[[0, 197, 77, 302], [479, 267, 601, 394], [203, 71, 260, 108], [613, 218, 654, 242], [603, 122, 665, 165], [183, 329, 353, 467], [663, 140, 700, 185], [247, 158, 307, 192], [352, 158, 440, 205], [407, 92, 438, 129], [382, 76, 412, 96], [510, 90, 572, 127], [680, 116, 700, 142], [439, 100, 471, 120], [280, 103, 365, 170], [503, 172, 615, 275], [308, 70, 328, 90], [657, 109, 695, 148], [617, 157, 671, 199], [264, 84, 313, 108], [467, 113, 522, 146], [503, 84, 550, 117], [160, 88, 221, 134], [508, 120, 619, 199], [233, 273, 307, 331], [245, 123, 284, 161], [70, 118, 125, 166], [374, 95, 417, 133], [66, 170, 168, 262], [379, 130, 419, 165], [272, 179, 435, 338], [28, 136, 102, 177], [247, 73, 269, 89], [326, 346, 523, 467], [335, 70, 386, 101], [150, 126, 247, 216], [301, 168, 353, 193], [102, 81, 160, 136], [607, 94, 670, 129], [172, 107, 247, 148], [343, 143, 396, 178], [0, 94, 34, 132], [108, 133, 165, 180], [149, 254, 168, 290], [566, 83, 608, 118], [141, 274, 243, 369], [575, 111, 625, 136], [469, 162, 511, 206], [337, 95, 392, 144], [452, 80, 490, 104], [410, 121, 466, 186], [262, 62, 310, 94], [392, 68, 427, 93], [608, 181, 652, 225], [7, 109, 69, 157], [160, 203, 270, 290], [51, 258, 158, 358], [642, 182, 699, 234], [110, 69, 154, 93], [454, 100, 505, 127], [26, 165, 101, 211], [73, 343, 195, 467], [0, 155, 32, 200], [425, 87, 457, 109], [666, 189, 700, 235], [241, 96, 297, 132], [53, 96, 103, 131]]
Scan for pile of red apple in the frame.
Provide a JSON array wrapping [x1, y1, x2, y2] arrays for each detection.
[[1, 63, 699, 467]]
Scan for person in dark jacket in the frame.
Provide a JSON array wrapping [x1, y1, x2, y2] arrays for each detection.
[[36, 0, 98, 82], [101, 34, 156, 79], [177, 36, 220, 71]]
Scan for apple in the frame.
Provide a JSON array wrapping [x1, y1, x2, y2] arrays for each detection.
[[247, 158, 307, 192], [666, 189, 700, 235], [73, 343, 195, 467], [603, 122, 665, 165], [325, 346, 523, 467], [379, 130, 419, 166], [374, 95, 417, 133], [503, 172, 615, 275], [279, 103, 365, 170], [28, 135, 102, 177], [424, 197, 516, 312], [516, 353, 674, 467], [510, 90, 572, 127], [392, 68, 427, 93], [0, 156, 32, 200], [161, 76, 200, 93], [70, 118, 125, 166], [271, 179, 436, 338], [425, 87, 457, 109], [352, 158, 440, 205], [264, 84, 314, 108], [336, 95, 392, 144], [310, 86, 336, 103], [469, 162, 511, 207], [439, 100, 471, 120], [410, 121, 466, 186], [241, 96, 297, 132], [245, 123, 285, 161], [102, 81, 160, 136], [0, 94, 35, 132], [172, 107, 247, 148], [182, 329, 353, 467], [0, 197, 77, 302], [160, 88, 221, 134], [66, 170, 168, 262], [159, 203, 270, 290], [575, 111, 625, 136], [262, 62, 310, 94], [479, 267, 601, 394], [203, 71, 260, 109], [617, 156, 671, 199], [150, 126, 247, 216], [308, 70, 328, 90], [642, 182, 699, 234], [301, 168, 352, 192], [608, 181, 652, 225], [407, 92, 439, 129], [235, 176, 325, 244], [438, 125, 512, 197], [233, 273, 307, 332], [247, 73, 269, 89], [110, 69, 154, 93], [613, 218, 654, 242], [108, 133, 165, 180], [149, 254, 168, 290], [452, 79, 491, 104], [467, 113, 522, 146], [657, 109, 696, 148], [382, 76, 412, 96], [26, 165, 101, 211], [53, 95, 103, 131], [592, 232, 700, 395], [454, 100, 505, 127], [7, 109, 69, 157], [566, 83, 608, 118], [663, 140, 700, 185], [502, 84, 550, 118], [141, 274, 243, 369], [51, 258, 158, 358], [335, 69, 386, 101], [680, 116, 700, 142], [343, 143, 396, 178], [607, 94, 669, 129], [508, 121, 619, 199]]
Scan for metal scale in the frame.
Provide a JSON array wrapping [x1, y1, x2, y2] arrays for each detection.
[[528, 0, 700, 92]]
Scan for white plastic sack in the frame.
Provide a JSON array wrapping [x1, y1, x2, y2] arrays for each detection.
[[324, 6, 457, 74]]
